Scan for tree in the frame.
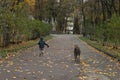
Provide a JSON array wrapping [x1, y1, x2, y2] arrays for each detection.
[[79, 0, 120, 48], [0, 0, 52, 47], [34, 0, 43, 20], [73, 16, 80, 34]]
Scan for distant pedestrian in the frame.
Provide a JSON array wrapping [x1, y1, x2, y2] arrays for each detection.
[[38, 37, 49, 56]]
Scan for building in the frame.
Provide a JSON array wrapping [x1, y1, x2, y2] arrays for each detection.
[[65, 17, 74, 34]]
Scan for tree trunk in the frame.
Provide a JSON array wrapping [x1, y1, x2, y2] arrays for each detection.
[[81, 0, 86, 36], [119, 0, 120, 15], [0, 24, 10, 47], [73, 16, 80, 34], [35, 0, 43, 21], [100, 0, 106, 23]]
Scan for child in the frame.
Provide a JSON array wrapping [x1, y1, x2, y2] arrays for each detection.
[[38, 37, 49, 56]]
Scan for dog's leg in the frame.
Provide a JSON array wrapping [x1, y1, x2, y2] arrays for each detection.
[[78, 55, 80, 62], [74, 53, 77, 63], [74, 45, 81, 63]]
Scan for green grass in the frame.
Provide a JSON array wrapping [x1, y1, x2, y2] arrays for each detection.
[[44, 35, 53, 41], [80, 36, 120, 61], [0, 35, 53, 58]]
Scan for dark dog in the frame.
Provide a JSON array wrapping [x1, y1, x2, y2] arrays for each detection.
[[74, 45, 81, 63]]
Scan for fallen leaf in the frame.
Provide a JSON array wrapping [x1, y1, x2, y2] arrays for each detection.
[[41, 78, 46, 80], [5, 78, 9, 80], [7, 61, 14, 66], [38, 71, 41, 73], [81, 61, 90, 67], [70, 70, 73, 72], [50, 70, 53, 73], [12, 76, 16, 79], [41, 72, 43, 75], [26, 72, 32, 74], [7, 70, 11, 73]]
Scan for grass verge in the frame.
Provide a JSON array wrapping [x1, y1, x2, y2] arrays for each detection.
[[80, 36, 120, 61]]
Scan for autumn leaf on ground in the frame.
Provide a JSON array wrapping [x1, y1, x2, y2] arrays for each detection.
[[78, 76, 87, 80], [49, 70, 53, 73], [0, 59, 3, 64], [51, 75, 55, 78], [12, 76, 17, 79], [38, 71, 41, 73], [40, 72, 43, 75], [70, 70, 73, 73], [81, 61, 90, 67], [7, 61, 14, 66], [41, 78, 46, 80], [48, 60, 54, 64], [107, 72, 116, 77], [7, 70, 11, 73], [32, 71, 36, 74], [93, 68, 102, 73], [26, 72, 32, 74], [62, 64, 69, 69], [5, 78, 9, 80], [83, 68, 89, 73]]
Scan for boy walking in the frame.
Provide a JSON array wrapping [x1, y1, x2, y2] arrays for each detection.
[[38, 37, 49, 56]]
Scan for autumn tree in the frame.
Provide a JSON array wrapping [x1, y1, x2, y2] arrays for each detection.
[[34, 0, 43, 20], [80, 0, 120, 48], [0, 0, 52, 47]]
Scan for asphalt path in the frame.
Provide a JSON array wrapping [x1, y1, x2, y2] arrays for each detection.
[[0, 34, 119, 80]]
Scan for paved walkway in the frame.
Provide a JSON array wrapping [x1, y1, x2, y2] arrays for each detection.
[[0, 34, 120, 80]]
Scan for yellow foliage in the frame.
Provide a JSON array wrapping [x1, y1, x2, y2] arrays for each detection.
[[25, 0, 35, 8]]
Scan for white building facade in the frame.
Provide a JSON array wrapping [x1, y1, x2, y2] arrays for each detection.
[[66, 17, 74, 34]]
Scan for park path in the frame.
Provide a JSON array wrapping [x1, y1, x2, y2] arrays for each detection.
[[0, 34, 119, 80]]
